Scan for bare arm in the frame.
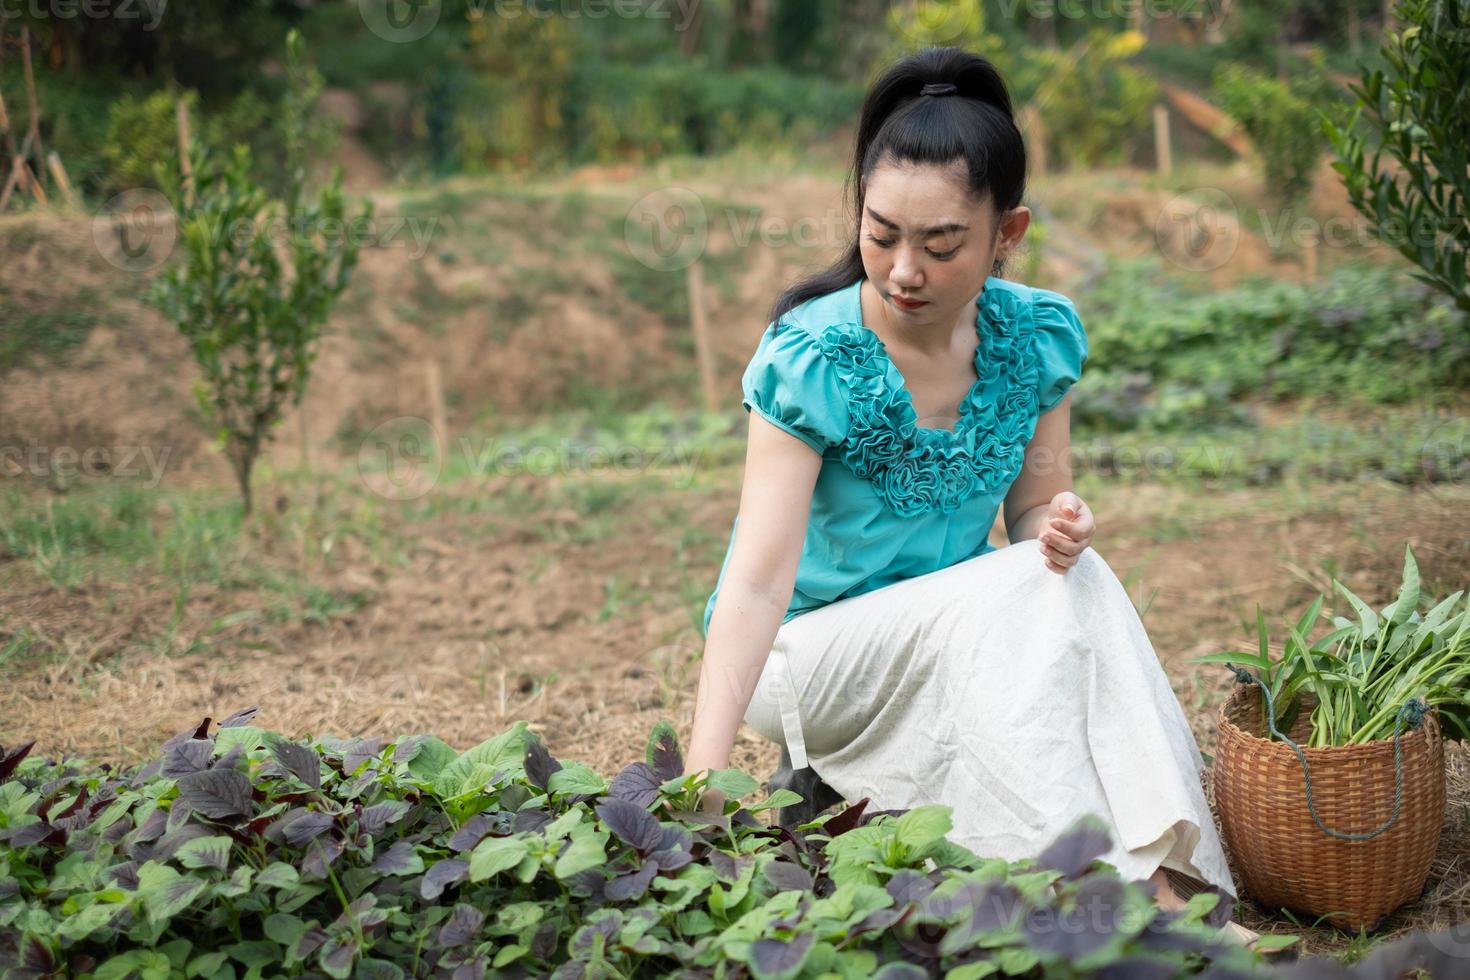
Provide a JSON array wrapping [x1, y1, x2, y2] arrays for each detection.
[[1003, 391, 1074, 542], [685, 410, 821, 779]]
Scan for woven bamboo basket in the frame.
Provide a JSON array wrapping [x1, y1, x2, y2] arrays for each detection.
[[1214, 683, 1445, 931]]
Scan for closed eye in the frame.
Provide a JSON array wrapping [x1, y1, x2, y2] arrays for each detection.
[[865, 233, 959, 261]]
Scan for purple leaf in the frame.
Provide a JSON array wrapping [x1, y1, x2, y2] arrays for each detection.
[[282, 810, 336, 846], [273, 742, 322, 790], [438, 904, 485, 947], [886, 869, 936, 906], [421, 859, 469, 901], [218, 707, 260, 729], [1, 741, 36, 782], [764, 860, 813, 892], [608, 762, 661, 807], [448, 813, 494, 852], [175, 768, 253, 820], [648, 847, 692, 872], [290, 925, 329, 961], [751, 932, 813, 976], [821, 799, 869, 837], [20, 934, 57, 974], [452, 957, 489, 980], [370, 840, 423, 876], [300, 835, 346, 879], [358, 800, 410, 837], [1093, 961, 1181, 980], [319, 934, 356, 976], [161, 739, 213, 777], [1035, 817, 1113, 880], [513, 809, 553, 834], [570, 914, 620, 956], [212, 743, 245, 774], [604, 863, 658, 902], [152, 824, 214, 862], [5, 821, 60, 847], [341, 738, 384, 773], [595, 797, 664, 853], [647, 723, 683, 782], [524, 734, 562, 791]]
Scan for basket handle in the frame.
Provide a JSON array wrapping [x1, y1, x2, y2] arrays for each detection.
[[1225, 664, 1429, 842]]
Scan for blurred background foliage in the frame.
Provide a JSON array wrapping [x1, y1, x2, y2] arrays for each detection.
[[0, 0, 1390, 199]]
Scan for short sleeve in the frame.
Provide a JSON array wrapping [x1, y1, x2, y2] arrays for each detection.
[[741, 321, 850, 453], [1032, 288, 1089, 414]]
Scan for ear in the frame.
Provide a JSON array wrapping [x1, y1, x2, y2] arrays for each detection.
[[995, 206, 1031, 261]]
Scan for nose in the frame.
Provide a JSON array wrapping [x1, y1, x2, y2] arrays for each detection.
[[891, 246, 924, 287]]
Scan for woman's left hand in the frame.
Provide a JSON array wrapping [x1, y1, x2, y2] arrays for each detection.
[[1040, 491, 1095, 574]]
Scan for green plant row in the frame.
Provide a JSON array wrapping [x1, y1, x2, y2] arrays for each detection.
[[1075, 261, 1469, 431], [0, 712, 1304, 980]]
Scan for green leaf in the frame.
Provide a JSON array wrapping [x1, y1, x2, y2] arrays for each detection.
[[547, 763, 607, 797], [176, 835, 233, 871], [136, 861, 208, 925], [746, 789, 804, 813], [433, 721, 530, 799], [554, 827, 609, 880], [469, 836, 530, 882], [256, 862, 300, 889], [96, 950, 172, 980], [403, 736, 457, 782], [264, 912, 308, 947], [892, 806, 953, 860], [1389, 545, 1421, 625], [704, 768, 759, 799]]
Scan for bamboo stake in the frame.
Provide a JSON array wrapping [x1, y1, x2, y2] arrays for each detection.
[[18, 159, 45, 206], [176, 98, 194, 210], [685, 259, 718, 414], [0, 156, 22, 212], [1019, 104, 1046, 179], [19, 28, 43, 195], [45, 151, 74, 208], [0, 27, 15, 164], [425, 358, 447, 458], [1153, 104, 1172, 177]]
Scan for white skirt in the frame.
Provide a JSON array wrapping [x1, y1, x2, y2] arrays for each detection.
[[743, 537, 1237, 900]]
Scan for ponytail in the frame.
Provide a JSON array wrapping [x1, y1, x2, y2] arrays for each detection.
[[769, 46, 1027, 325]]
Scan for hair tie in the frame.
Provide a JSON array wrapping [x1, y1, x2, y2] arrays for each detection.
[[920, 83, 958, 97]]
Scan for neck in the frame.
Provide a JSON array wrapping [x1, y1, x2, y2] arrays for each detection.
[[866, 281, 980, 358]]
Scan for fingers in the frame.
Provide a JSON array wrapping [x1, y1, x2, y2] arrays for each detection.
[[1041, 530, 1085, 559]]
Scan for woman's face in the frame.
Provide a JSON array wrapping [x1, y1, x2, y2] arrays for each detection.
[[858, 158, 1028, 333]]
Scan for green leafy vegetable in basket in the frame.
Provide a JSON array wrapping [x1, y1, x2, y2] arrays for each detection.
[[1190, 545, 1470, 746]]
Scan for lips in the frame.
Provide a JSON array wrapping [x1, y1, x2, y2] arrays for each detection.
[[891, 294, 928, 310]]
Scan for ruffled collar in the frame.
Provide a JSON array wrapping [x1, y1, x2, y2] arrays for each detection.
[[809, 277, 1041, 517]]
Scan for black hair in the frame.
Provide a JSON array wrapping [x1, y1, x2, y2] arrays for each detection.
[[768, 46, 1027, 326]]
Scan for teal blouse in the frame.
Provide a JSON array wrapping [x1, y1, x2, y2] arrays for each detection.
[[700, 275, 1088, 638]]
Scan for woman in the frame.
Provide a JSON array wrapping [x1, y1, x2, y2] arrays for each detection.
[[686, 46, 1257, 946]]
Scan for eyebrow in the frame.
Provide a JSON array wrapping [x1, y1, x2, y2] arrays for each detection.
[[865, 207, 969, 237]]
